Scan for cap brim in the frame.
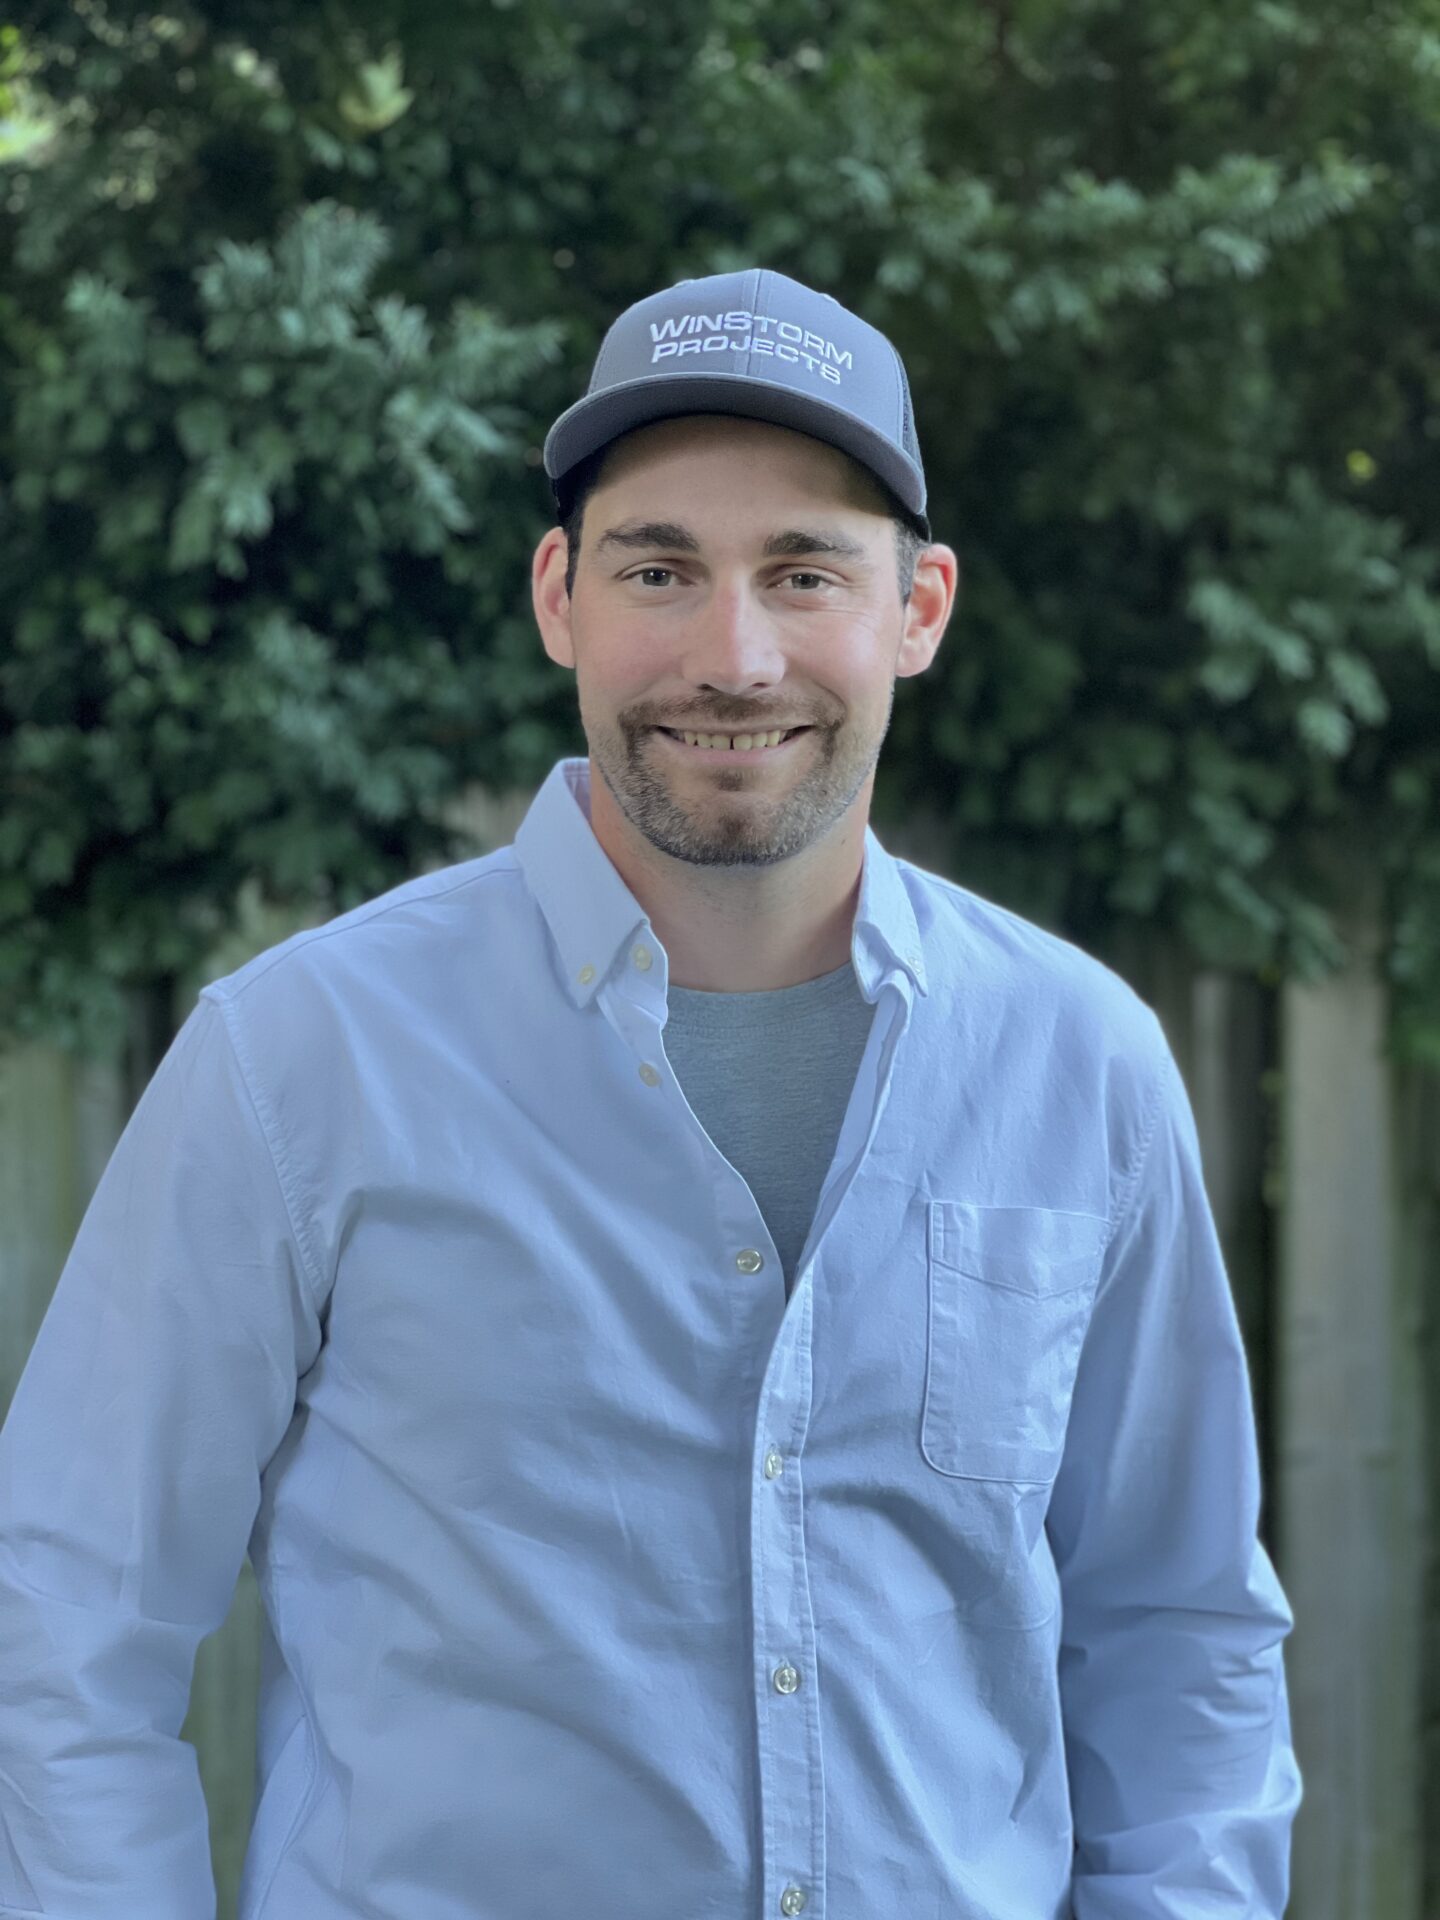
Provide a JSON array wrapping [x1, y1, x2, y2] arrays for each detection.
[[544, 369, 928, 534]]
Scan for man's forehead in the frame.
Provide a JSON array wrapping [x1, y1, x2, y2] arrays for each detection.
[[597, 413, 889, 512], [593, 518, 874, 563]]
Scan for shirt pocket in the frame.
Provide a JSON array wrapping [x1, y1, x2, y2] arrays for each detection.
[[921, 1201, 1109, 1484]]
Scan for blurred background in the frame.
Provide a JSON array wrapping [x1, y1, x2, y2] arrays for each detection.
[[1, 2, 1437, 1915]]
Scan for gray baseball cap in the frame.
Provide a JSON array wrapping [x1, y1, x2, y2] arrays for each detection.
[[543, 267, 930, 540]]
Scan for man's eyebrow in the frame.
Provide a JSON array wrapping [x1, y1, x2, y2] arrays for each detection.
[[593, 520, 872, 564], [762, 527, 871, 563], [594, 521, 702, 558]]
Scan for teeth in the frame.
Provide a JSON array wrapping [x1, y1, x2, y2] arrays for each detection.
[[677, 728, 794, 751]]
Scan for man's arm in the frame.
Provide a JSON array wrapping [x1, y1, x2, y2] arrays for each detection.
[[0, 993, 323, 1918], [1046, 1017, 1302, 1918]]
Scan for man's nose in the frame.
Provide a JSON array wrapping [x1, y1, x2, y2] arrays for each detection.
[[687, 576, 786, 672]]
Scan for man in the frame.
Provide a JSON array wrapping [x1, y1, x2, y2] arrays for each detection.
[[0, 268, 1301, 1917]]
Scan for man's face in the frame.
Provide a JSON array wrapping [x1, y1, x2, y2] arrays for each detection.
[[540, 414, 912, 873]]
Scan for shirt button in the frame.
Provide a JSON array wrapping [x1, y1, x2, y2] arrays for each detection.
[[632, 944, 653, 971], [780, 1887, 808, 1915], [764, 1448, 784, 1479], [773, 1662, 800, 1694], [735, 1249, 764, 1273], [639, 1063, 661, 1086], [577, 965, 595, 984]]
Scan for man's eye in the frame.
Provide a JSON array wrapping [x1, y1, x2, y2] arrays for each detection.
[[629, 567, 678, 587]]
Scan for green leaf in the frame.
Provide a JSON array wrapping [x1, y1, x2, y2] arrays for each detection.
[[1297, 699, 1353, 757]]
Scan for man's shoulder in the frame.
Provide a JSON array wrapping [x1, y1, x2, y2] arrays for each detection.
[[197, 843, 523, 1018], [900, 857, 1167, 1066]]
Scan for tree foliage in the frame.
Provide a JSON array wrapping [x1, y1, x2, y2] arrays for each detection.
[[2, 0, 1438, 1067]]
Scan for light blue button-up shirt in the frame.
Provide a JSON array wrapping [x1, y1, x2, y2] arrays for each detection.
[[0, 755, 1301, 1918]]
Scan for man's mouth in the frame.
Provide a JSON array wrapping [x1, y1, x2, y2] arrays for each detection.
[[653, 724, 812, 758]]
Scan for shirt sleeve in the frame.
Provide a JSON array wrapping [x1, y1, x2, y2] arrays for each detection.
[[1046, 1015, 1303, 1919], [0, 991, 324, 1919]]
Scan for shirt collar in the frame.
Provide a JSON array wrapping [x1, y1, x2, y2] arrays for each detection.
[[513, 757, 929, 1009]]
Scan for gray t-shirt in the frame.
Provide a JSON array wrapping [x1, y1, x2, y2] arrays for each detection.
[[663, 960, 876, 1299]]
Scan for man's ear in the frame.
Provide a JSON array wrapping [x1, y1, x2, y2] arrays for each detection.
[[895, 544, 960, 681], [532, 526, 577, 671]]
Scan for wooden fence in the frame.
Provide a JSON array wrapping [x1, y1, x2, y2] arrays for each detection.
[[1, 784, 1432, 1920]]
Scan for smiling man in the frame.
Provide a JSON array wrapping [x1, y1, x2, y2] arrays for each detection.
[[0, 268, 1300, 1920], [531, 405, 958, 990]]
